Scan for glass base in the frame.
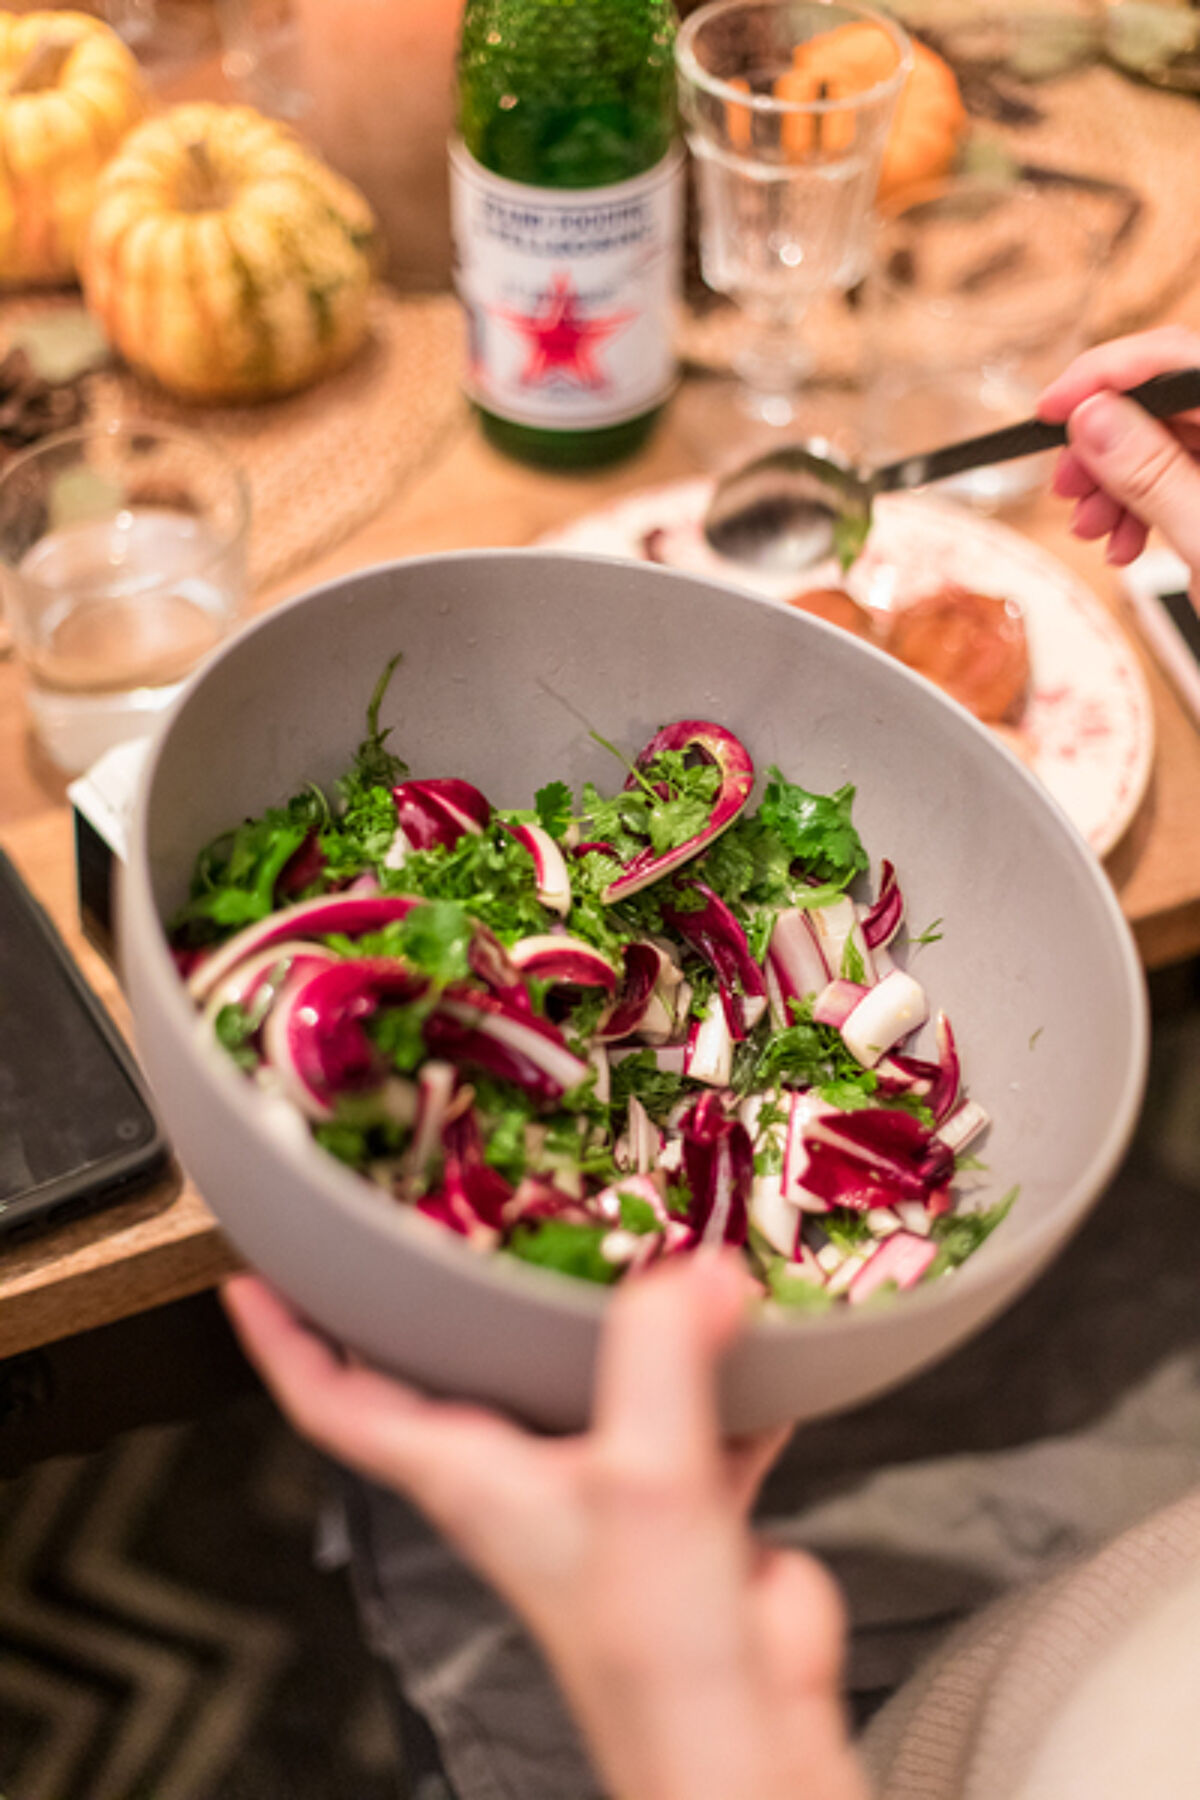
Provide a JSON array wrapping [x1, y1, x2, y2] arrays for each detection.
[[27, 680, 183, 778]]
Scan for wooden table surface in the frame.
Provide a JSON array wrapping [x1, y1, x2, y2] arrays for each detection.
[[3, 363, 1200, 1362]]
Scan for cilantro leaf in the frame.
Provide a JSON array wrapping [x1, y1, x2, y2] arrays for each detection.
[[610, 1049, 690, 1125], [505, 1220, 621, 1285], [925, 1189, 1017, 1280], [534, 780, 574, 840], [758, 770, 868, 888]]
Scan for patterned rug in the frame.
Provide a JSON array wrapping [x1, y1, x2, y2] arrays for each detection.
[[2, 965, 1197, 1800], [0, 1393, 400, 1800]]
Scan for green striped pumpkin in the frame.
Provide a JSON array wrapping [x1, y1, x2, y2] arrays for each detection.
[[80, 102, 379, 402]]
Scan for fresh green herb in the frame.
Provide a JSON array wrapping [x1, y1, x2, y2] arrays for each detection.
[[610, 1049, 690, 1125], [821, 1209, 875, 1256], [314, 1119, 375, 1166], [366, 1005, 428, 1073], [171, 787, 327, 940], [840, 935, 866, 984], [213, 1001, 260, 1070], [765, 1259, 835, 1313], [618, 1190, 661, 1235], [344, 651, 408, 794], [925, 1189, 1017, 1280], [758, 770, 868, 889], [534, 780, 574, 840], [833, 506, 872, 575], [911, 918, 944, 948], [1029, 1026, 1044, 1050], [505, 1219, 620, 1285], [382, 826, 549, 943]]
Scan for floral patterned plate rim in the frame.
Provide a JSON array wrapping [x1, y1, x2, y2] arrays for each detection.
[[538, 478, 1154, 859]]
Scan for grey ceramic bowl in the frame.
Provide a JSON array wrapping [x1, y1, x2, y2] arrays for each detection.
[[121, 551, 1148, 1433]]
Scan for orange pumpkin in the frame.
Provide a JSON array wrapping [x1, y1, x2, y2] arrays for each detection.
[[775, 24, 966, 199]]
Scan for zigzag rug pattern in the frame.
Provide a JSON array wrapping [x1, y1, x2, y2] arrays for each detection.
[[0, 1395, 399, 1800]]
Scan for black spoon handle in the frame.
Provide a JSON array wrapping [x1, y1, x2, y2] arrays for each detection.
[[877, 367, 1200, 495]]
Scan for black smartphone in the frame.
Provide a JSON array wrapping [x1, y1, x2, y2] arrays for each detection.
[[0, 847, 169, 1238], [1119, 547, 1200, 726]]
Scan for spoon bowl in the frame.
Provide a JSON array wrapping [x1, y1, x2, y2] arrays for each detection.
[[703, 367, 1200, 572]]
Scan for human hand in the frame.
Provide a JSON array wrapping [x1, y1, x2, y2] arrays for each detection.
[[223, 1255, 868, 1800], [1037, 327, 1200, 603]]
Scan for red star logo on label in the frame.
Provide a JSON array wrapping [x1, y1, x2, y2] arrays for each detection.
[[496, 273, 635, 391]]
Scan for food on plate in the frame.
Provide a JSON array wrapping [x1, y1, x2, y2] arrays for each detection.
[[886, 583, 1031, 724], [172, 678, 1011, 1310], [81, 102, 378, 403], [787, 587, 881, 641], [0, 10, 147, 286], [786, 581, 1031, 725]]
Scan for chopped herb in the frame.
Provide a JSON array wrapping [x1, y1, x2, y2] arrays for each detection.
[[610, 1049, 690, 1125], [925, 1188, 1017, 1280], [618, 1190, 661, 1235], [912, 918, 944, 948], [505, 1219, 621, 1285], [534, 780, 574, 840], [758, 770, 868, 889], [765, 1260, 836, 1313]]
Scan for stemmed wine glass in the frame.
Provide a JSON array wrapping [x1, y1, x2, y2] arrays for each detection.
[[676, 0, 911, 433]]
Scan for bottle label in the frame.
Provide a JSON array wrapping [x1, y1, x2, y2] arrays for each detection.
[[450, 141, 684, 432]]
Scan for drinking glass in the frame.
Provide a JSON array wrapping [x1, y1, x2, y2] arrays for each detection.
[[676, 0, 911, 429], [0, 421, 249, 776]]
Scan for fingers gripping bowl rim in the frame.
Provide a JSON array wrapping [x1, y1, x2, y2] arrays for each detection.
[[120, 550, 1149, 1433]]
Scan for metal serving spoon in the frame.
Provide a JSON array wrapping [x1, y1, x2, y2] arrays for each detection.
[[703, 367, 1200, 574]]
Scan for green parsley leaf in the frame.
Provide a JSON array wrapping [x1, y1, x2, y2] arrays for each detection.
[[610, 1049, 690, 1125], [833, 505, 872, 574], [618, 1190, 661, 1235], [925, 1189, 1017, 1280], [534, 780, 574, 840], [505, 1220, 621, 1285], [765, 1260, 835, 1313], [758, 770, 868, 889]]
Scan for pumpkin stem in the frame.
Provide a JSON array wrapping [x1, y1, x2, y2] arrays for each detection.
[[180, 136, 228, 212], [7, 33, 75, 95]]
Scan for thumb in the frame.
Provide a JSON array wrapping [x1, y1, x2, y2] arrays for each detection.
[[1069, 391, 1200, 571]]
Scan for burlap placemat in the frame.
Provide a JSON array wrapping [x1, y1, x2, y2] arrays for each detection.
[[0, 285, 467, 596], [679, 47, 1200, 381], [90, 287, 468, 593]]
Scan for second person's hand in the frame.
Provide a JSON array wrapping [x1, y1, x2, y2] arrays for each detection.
[[1038, 326, 1200, 598]]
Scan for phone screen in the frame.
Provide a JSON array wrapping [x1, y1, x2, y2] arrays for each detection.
[[0, 852, 165, 1230], [1161, 590, 1200, 664]]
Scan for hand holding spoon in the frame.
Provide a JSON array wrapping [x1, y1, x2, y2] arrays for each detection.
[[703, 367, 1200, 574]]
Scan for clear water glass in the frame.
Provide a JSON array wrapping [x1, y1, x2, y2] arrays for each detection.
[[0, 422, 249, 776], [676, 0, 911, 428]]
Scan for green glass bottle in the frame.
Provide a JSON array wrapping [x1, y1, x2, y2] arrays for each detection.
[[451, 0, 683, 470]]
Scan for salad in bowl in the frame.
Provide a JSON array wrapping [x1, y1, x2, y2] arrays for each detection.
[[172, 661, 1009, 1312]]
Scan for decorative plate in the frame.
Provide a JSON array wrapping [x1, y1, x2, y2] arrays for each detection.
[[539, 479, 1154, 858]]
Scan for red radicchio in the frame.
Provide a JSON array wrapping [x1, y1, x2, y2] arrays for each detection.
[[392, 777, 492, 851], [801, 1108, 955, 1212], [187, 891, 422, 1005], [662, 882, 767, 1039], [860, 860, 905, 950], [603, 721, 755, 902], [680, 1092, 754, 1248]]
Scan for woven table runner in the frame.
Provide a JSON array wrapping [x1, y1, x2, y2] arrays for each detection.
[[0, 285, 468, 597]]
